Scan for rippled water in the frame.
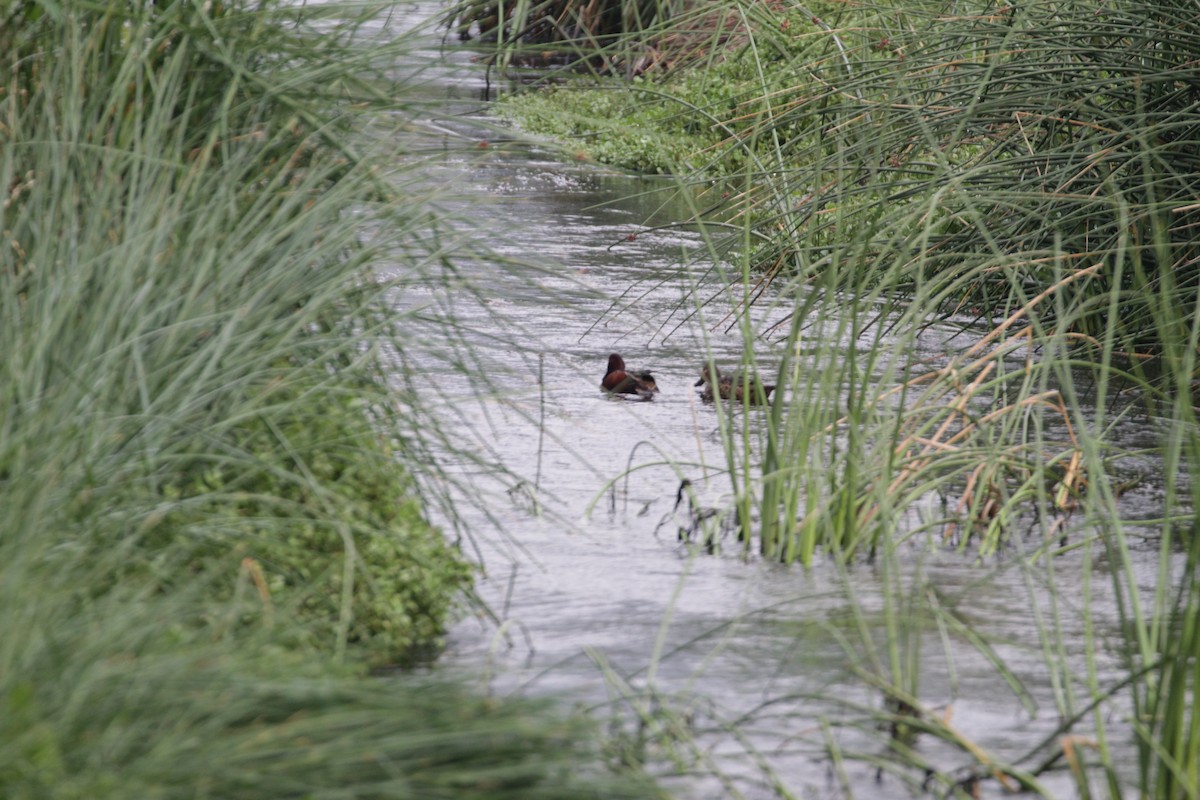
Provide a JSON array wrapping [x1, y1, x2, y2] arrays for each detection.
[[374, 8, 1169, 797]]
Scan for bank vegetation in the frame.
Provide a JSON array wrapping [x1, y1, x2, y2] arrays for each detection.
[[459, 0, 1200, 795], [0, 1, 655, 796]]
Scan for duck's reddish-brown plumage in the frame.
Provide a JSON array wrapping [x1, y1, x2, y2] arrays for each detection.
[[601, 353, 659, 398]]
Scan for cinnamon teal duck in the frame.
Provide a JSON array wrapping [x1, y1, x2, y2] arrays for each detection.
[[695, 364, 774, 405], [601, 353, 659, 399]]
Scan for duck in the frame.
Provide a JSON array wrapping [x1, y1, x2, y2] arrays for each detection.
[[695, 363, 775, 405], [601, 353, 659, 399]]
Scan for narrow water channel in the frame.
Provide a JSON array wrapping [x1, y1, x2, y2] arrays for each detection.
[[378, 8, 1162, 797]]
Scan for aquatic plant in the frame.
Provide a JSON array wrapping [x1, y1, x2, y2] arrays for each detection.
[[722, 4, 1200, 788], [468, 0, 1200, 794]]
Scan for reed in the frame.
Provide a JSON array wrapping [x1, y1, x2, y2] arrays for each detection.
[[484, 0, 1200, 792]]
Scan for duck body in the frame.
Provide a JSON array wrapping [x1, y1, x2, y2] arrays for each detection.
[[695, 364, 775, 405], [601, 353, 659, 399]]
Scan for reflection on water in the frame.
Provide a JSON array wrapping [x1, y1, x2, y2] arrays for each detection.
[[380, 9, 1160, 797]]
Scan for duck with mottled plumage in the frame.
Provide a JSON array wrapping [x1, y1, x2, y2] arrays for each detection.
[[601, 353, 659, 399], [695, 364, 775, 405]]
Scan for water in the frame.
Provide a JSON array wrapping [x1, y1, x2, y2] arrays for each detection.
[[377, 8, 1167, 797]]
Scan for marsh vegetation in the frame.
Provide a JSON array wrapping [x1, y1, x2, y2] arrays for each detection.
[[0, 1, 653, 796], [7, 0, 1200, 796], [450, 0, 1200, 796]]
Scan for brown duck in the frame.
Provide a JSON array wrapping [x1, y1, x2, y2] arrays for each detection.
[[695, 364, 775, 405], [601, 353, 659, 399]]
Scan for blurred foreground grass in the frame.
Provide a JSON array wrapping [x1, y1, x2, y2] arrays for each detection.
[[0, 1, 654, 796]]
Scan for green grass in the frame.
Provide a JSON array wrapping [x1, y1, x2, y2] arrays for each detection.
[[1, 0, 473, 666], [0, 0, 661, 796], [470, 0, 1200, 793]]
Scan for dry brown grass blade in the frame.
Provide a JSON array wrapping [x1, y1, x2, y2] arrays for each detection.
[[964, 262, 1102, 358], [839, 262, 1099, 536]]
